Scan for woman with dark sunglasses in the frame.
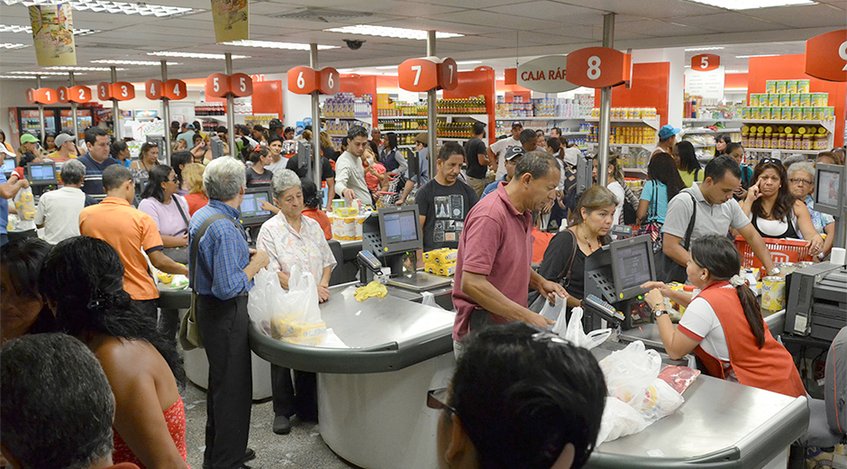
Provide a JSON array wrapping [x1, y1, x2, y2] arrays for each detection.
[[429, 322, 606, 469], [739, 158, 823, 256]]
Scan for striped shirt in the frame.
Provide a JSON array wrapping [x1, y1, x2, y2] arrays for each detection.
[[78, 153, 119, 197]]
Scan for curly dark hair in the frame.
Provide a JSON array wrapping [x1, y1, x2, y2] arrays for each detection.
[[751, 159, 794, 221], [39, 236, 185, 387]]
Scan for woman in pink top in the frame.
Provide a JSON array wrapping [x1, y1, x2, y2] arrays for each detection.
[[137, 165, 190, 248]]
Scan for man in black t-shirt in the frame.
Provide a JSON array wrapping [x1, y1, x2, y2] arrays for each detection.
[[463, 121, 490, 197], [417, 141, 479, 251], [286, 145, 337, 203]]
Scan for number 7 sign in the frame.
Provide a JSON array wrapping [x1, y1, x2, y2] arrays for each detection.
[[398, 58, 439, 92]]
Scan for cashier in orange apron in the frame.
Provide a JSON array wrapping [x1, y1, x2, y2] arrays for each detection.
[[642, 234, 805, 398]]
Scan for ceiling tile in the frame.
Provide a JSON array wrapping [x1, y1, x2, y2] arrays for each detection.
[[744, 3, 847, 28]]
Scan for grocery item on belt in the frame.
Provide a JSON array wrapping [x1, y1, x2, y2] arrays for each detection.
[[761, 276, 786, 312], [354, 280, 388, 302]]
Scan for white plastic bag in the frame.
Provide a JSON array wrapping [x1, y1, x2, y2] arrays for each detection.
[[272, 265, 327, 345], [552, 307, 612, 350], [597, 397, 649, 444], [630, 378, 684, 423], [421, 291, 444, 310], [247, 268, 286, 337], [599, 341, 662, 407], [539, 296, 565, 321]]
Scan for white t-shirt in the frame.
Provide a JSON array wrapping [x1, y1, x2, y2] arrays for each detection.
[[564, 147, 582, 167], [34, 186, 88, 244], [677, 286, 731, 361], [607, 180, 625, 226], [489, 137, 521, 180]]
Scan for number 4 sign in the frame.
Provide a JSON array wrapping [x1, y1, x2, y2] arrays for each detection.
[[566, 47, 632, 88], [805, 29, 847, 82]]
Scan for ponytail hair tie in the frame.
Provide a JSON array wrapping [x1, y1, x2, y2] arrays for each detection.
[[729, 274, 747, 288]]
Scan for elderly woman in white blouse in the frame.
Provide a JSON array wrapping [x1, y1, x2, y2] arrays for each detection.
[[255, 169, 336, 435]]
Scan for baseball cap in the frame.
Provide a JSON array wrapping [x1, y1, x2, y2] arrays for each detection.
[[504, 146, 525, 161], [20, 133, 38, 144], [269, 118, 283, 130], [511, 121, 523, 130], [185, 123, 195, 131], [54, 133, 74, 148], [415, 132, 428, 146], [658, 125, 681, 140]]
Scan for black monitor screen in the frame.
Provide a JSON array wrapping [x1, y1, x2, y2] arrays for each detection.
[[240, 191, 271, 220], [614, 241, 652, 292], [2, 158, 14, 174], [28, 163, 56, 182], [817, 169, 841, 207], [383, 210, 418, 244]]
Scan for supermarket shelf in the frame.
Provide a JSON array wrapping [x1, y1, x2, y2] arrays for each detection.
[[494, 116, 586, 121], [321, 116, 372, 125], [560, 131, 590, 136], [683, 118, 742, 123], [398, 144, 416, 149], [588, 142, 654, 151], [745, 148, 823, 155], [684, 128, 742, 135], [585, 117, 661, 130], [623, 167, 648, 175], [378, 115, 427, 120], [741, 119, 835, 133], [378, 129, 423, 134], [437, 137, 470, 144], [439, 114, 488, 122], [197, 115, 228, 121]]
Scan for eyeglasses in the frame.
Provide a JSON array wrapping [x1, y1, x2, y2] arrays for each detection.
[[759, 157, 782, 166], [789, 178, 813, 185], [426, 388, 458, 416]]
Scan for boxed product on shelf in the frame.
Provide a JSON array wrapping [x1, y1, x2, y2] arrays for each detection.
[[321, 93, 373, 119], [587, 124, 655, 145], [436, 96, 487, 115], [590, 107, 658, 120], [324, 119, 371, 137], [740, 124, 830, 151], [494, 95, 592, 120]]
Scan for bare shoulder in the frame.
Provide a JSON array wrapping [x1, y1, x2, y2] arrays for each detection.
[[93, 336, 158, 380]]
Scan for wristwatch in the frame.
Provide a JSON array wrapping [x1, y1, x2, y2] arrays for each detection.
[[653, 308, 668, 319]]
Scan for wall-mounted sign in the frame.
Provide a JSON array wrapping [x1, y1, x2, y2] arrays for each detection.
[[805, 29, 847, 82], [685, 66, 725, 100], [691, 54, 720, 72], [512, 55, 578, 93]]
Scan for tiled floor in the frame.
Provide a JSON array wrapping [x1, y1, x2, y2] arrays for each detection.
[[182, 383, 355, 468]]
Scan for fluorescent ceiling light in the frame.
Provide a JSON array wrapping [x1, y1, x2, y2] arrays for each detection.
[[46, 66, 124, 71], [374, 65, 397, 70], [0, 74, 37, 79], [147, 51, 250, 60], [456, 60, 482, 65], [684, 46, 724, 51], [724, 69, 747, 73], [91, 59, 180, 65], [324, 25, 463, 40], [735, 54, 779, 58], [0, 24, 98, 35], [0, 43, 29, 49], [10, 70, 85, 75], [1, 0, 197, 18], [686, 0, 815, 9], [223, 40, 338, 51]]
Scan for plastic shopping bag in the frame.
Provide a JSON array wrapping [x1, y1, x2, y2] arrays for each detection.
[[597, 397, 649, 444], [272, 265, 327, 345], [247, 268, 286, 337], [421, 291, 444, 310], [630, 377, 684, 423], [540, 296, 565, 322], [599, 341, 662, 407], [552, 306, 612, 350]]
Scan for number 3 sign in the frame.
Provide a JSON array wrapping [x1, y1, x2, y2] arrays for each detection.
[[566, 47, 631, 88], [805, 29, 847, 82]]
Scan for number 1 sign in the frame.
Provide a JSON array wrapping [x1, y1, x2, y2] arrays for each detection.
[[566, 47, 631, 88]]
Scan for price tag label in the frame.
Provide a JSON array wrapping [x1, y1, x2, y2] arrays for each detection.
[[691, 54, 720, 72], [68, 85, 92, 103], [163, 79, 187, 100], [437, 57, 459, 90], [319, 67, 340, 95], [97, 82, 113, 101], [288, 66, 318, 94], [56, 86, 69, 103], [230, 73, 253, 97], [145, 79, 163, 100], [33, 87, 58, 105], [805, 29, 847, 82], [398, 57, 439, 92], [566, 47, 631, 88], [205, 73, 231, 98], [110, 82, 136, 101]]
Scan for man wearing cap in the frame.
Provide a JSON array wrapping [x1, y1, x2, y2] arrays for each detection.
[[47, 133, 77, 163], [487, 122, 523, 180], [655, 124, 680, 156], [176, 123, 196, 149], [481, 146, 524, 198], [17, 133, 44, 167]]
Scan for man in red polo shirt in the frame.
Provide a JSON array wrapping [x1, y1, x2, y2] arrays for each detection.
[[452, 150, 567, 354]]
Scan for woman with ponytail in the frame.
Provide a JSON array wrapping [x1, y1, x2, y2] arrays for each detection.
[[641, 234, 805, 397], [39, 236, 189, 468]]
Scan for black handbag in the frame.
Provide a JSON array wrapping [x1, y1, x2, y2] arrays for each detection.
[[658, 193, 696, 283]]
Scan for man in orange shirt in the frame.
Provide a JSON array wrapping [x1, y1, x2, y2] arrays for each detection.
[[79, 165, 187, 325]]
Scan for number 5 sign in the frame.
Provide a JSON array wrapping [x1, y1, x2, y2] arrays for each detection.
[[566, 47, 631, 88], [691, 54, 720, 72], [805, 29, 847, 82]]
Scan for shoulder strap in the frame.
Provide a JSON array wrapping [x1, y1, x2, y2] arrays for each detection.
[[682, 192, 697, 249], [557, 229, 578, 285], [172, 194, 190, 228], [189, 213, 231, 289]]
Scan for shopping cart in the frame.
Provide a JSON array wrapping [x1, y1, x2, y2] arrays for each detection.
[[734, 235, 813, 268]]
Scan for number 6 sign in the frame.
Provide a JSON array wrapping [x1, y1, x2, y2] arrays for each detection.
[[319, 67, 340, 95], [566, 47, 631, 88], [805, 29, 847, 82], [288, 66, 318, 95]]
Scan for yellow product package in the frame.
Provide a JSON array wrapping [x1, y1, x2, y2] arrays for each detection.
[[271, 314, 327, 342], [423, 248, 458, 265], [354, 280, 388, 302], [425, 262, 456, 277]]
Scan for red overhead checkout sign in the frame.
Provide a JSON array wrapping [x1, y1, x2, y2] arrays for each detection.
[[111, 82, 135, 101], [566, 47, 632, 88], [288, 66, 339, 95], [26, 87, 58, 105], [56, 86, 69, 103], [805, 29, 847, 82], [146, 79, 188, 100], [319, 67, 340, 94], [68, 85, 92, 103], [398, 57, 458, 92], [206, 73, 254, 98], [691, 54, 720, 72]]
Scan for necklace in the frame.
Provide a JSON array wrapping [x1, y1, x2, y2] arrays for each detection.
[[576, 225, 598, 251]]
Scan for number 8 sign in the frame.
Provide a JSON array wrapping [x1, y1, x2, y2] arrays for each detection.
[[566, 47, 631, 88]]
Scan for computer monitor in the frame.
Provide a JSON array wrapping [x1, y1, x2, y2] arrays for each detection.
[[26, 162, 58, 185], [608, 234, 656, 301], [239, 186, 274, 225], [377, 205, 423, 255], [814, 163, 845, 217], [2, 157, 15, 176]]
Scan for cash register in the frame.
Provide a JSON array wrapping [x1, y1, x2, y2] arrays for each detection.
[[361, 205, 452, 292], [239, 186, 274, 245], [26, 162, 59, 198], [2, 157, 15, 179], [583, 234, 657, 330]]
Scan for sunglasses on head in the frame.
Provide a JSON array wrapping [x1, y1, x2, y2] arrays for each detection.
[[759, 157, 782, 166]]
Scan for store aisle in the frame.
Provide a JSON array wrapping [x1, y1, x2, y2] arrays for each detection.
[[182, 383, 355, 468]]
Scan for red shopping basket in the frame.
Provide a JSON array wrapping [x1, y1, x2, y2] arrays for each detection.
[[734, 235, 812, 268]]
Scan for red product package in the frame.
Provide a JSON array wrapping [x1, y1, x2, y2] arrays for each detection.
[[658, 365, 701, 394]]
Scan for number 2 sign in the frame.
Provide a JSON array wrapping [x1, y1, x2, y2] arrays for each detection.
[[566, 47, 631, 88], [805, 29, 847, 82], [691, 54, 720, 72], [68, 86, 92, 103]]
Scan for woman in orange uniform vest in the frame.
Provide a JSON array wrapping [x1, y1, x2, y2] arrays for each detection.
[[642, 234, 805, 398]]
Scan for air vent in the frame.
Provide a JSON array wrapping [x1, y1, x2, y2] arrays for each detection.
[[271, 7, 372, 22]]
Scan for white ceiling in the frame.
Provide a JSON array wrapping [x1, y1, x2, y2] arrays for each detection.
[[1, 0, 845, 84]]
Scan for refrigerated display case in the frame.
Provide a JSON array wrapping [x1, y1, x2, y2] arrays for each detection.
[[8, 106, 97, 144], [59, 109, 93, 139]]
